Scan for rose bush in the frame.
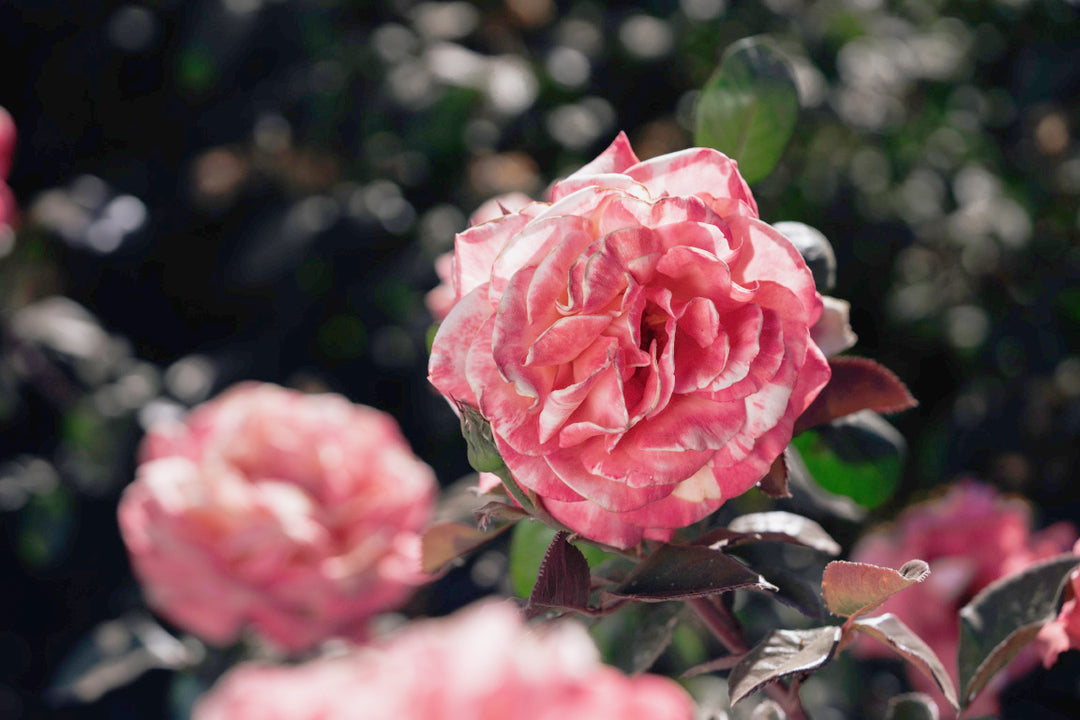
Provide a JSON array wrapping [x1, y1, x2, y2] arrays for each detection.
[[192, 599, 694, 720], [118, 382, 436, 652], [1035, 540, 1080, 669], [429, 132, 832, 548], [851, 480, 1077, 716]]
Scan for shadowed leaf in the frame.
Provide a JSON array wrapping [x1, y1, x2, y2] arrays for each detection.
[[609, 544, 777, 601], [729, 626, 841, 705], [884, 693, 940, 720], [958, 553, 1080, 707], [774, 222, 836, 293], [822, 559, 929, 619], [526, 531, 594, 618], [715, 511, 842, 556], [795, 357, 917, 434], [853, 613, 958, 710], [627, 602, 686, 674], [757, 566, 826, 620], [694, 36, 799, 184]]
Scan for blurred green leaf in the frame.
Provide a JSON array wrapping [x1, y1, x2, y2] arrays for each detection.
[[18, 485, 74, 569], [695, 37, 799, 184], [791, 412, 903, 508], [957, 554, 1080, 708]]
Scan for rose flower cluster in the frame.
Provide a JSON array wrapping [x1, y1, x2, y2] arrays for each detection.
[[429, 133, 833, 548]]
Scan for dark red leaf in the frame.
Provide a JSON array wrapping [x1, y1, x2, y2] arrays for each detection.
[[758, 452, 790, 498], [795, 356, 917, 434], [526, 531, 594, 618], [608, 544, 777, 601]]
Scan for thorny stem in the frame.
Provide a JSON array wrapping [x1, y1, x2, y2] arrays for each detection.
[[688, 596, 810, 720]]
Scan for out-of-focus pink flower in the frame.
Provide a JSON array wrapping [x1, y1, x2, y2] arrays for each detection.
[[852, 480, 1077, 717], [0, 105, 17, 233], [1036, 540, 1080, 668], [0, 106, 15, 180], [192, 599, 695, 720], [118, 382, 437, 652], [428, 132, 831, 549]]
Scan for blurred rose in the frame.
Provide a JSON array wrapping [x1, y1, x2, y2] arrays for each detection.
[[118, 382, 437, 652], [852, 480, 1077, 716], [193, 599, 695, 720], [0, 105, 17, 232], [1035, 540, 1080, 669], [429, 132, 831, 548]]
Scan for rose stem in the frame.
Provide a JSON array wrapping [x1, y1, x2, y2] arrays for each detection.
[[687, 596, 810, 720]]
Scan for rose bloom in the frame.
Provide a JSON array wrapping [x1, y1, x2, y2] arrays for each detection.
[[429, 133, 831, 548], [193, 599, 695, 720], [851, 480, 1077, 717], [0, 105, 17, 232], [118, 382, 437, 652], [1035, 540, 1080, 669]]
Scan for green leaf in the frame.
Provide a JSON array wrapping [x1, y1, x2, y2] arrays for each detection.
[[609, 544, 777, 601], [508, 521, 615, 598], [884, 693, 941, 720], [795, 357, 917, 434], [728, 626, 841, 705], [957, 553, 1080, 707], [853, 613, 958, 711], [791, 411, 904, 509], [822, 559, 929, 619], [694, 36, 800, 184]]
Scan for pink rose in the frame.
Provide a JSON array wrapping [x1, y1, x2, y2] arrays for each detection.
[[429, 133, 831, 548], [0, 105, 15, 180], [192, 599, 695, 720], [1035, 540, 1080, 668], [851, 480, 1077, 717], [118, 382, 437, 652], [426, 192, 534, 323], [0, 105, 17, 233]]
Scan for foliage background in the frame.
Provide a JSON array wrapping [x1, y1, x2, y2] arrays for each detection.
[[1, 0, 1079, 717]]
